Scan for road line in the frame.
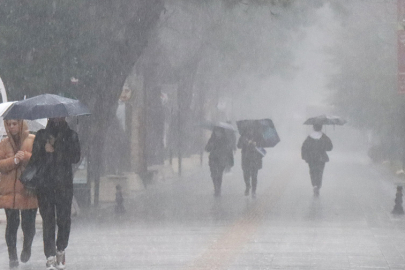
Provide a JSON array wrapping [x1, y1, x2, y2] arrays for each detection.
[[185, 160, 299, 270]]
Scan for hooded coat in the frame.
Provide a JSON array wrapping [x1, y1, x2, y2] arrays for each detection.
[[31, 121, 80, 192], [205, 129, 234, 170], [301, 132, 333, 163], [0, 120, 37, 209]]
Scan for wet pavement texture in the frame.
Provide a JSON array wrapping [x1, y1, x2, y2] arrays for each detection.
[[1, 146, 405, 269]]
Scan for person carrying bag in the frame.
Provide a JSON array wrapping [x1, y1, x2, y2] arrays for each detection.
[[0, 119, 37, 268]]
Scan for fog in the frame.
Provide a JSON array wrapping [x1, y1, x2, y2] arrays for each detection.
[[0, 1, 404, 269]]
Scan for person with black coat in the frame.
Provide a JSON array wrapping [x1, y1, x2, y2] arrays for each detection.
[[301, 123, 333, 196], [237, 129, 263, 198], [205, 127, 234, 197], [30, 117, 80, 270]]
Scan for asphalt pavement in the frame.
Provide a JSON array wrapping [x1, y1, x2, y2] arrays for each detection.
[[0, 138, 404, 269]]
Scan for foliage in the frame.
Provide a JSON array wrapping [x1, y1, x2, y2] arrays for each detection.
[[327, 1, 402, 132], [0, 0, 163, 103], [0, 0, 163, 205], [327, 0, 405, 161], [135, 0, 326, 156]]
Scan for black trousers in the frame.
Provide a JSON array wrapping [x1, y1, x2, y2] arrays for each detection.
[[210, 165, 225, 195], [308, 162, 326, 188], [243, 168, 258, 193], [5, 208, 37, 257], [37, 189, 73, 258]]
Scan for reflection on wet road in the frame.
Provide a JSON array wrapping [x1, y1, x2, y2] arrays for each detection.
[[1, 147, 405, 269]]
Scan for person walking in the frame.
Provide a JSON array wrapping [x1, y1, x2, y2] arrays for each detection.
[[205, 126, 234, 197], [301, 123, 333, 196], [0, 119, 37, 268], [30, 117, 80, 270], [237, 129, 264, 198]]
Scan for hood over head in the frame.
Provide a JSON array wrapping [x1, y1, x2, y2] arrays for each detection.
[[4, 119, 29, 153], [46, 118, 69, 137]]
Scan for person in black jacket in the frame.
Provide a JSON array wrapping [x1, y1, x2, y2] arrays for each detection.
[[237, 129, 263, 198], [30, 117, 80, 270], [301, 124, 333, 196], [205, 127, 234, 197]]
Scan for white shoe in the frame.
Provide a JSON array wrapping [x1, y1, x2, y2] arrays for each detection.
[[46, 256, 56, 270], [56, 250, 66, 269]]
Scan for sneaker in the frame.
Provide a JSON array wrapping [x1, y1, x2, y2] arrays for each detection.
[[56, 250, 66, 269], [244, 187, 250, 196], [46, 256, 56, 270], [9, 259, 19, 268], [252, 192, 256, 199], [20, 247, 31, 263]]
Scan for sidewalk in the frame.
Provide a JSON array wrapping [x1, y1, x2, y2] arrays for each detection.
[[0, 154, 204, 224], [1, 149, 405, 269]]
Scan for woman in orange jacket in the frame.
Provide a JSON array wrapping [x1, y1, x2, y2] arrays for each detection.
[[0, 119, 37, 268]]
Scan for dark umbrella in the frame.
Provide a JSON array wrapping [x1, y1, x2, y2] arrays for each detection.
[[236, 118, 280, 148], [303, 115, 346, 126], [2, 94, 91, 120]]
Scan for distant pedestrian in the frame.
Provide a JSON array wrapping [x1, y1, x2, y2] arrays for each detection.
[[301, 124, 333, 196], [237, 129, 263, 198], [30, 117, 80, 270], [0, 119, 37, 268], [115, 184, 125, 214], [205, 127, 234, 197]]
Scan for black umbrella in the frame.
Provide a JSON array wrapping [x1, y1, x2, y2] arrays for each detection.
[[303, 115, 346, 126], [2, 94, 91, 120], [236, 118, 280, 148]]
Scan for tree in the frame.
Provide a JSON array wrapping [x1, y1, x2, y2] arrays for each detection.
[[128, 0, 326, 172], [0, 0, 164, 206], [327, 0, 403, 160]]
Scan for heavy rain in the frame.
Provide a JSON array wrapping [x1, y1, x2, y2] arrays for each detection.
[[0, 0, 405, 269]]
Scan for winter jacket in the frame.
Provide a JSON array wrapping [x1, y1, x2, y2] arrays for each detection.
[[31, 121, 80, 193], [301, 132, 333, 163], [237, 135, 263, 171], [0, 121, 37, 209], [205, 132, 234, 170]]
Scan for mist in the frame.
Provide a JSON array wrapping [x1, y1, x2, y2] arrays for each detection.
[[0, 1, 404, 269]]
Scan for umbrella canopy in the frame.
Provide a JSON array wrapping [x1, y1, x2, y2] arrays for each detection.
[[0, 102, 46, 136], [197, 121, 236, 131], [236, 118, 280, 148], [2, 94, 91, 120], [0, 102, 15, 116], [303, 115, 346, 126]]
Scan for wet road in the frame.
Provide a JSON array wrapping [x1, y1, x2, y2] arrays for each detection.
[[1, 142, 405, 269]]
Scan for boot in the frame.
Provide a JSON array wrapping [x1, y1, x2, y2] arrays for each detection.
[[8, 247, 19, 268], [20, 246, 31, 263], [313, 186, 320, 197], [21, 233, 34, 263]]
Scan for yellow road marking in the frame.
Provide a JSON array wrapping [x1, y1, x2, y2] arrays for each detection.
[[186, 160, 299, 270]]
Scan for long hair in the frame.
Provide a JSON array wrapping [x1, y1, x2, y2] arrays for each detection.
[[4, 119, 29, 153]]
